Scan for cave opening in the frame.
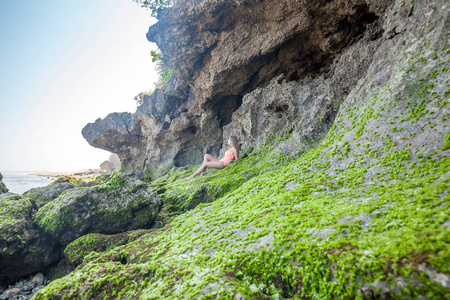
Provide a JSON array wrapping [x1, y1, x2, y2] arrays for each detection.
[[216, 95, 244, 128], [205, 2, 382, 154]]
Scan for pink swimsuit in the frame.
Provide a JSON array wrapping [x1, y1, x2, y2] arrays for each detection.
[[220, 150, 235, 166]]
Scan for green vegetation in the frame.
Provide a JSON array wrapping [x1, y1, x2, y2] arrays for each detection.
[[0, 194, 33, 230], [443, 132, 450, 150], [133, 50, 173, 105], [65, 230, 149, 267], [32, 172, 161, 246], [50, 175, 101, 187], [132, 0, 174, 17], [33, 24, 450, 300], [97, 171, 126, 193]]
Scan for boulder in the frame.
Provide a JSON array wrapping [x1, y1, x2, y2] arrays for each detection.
[[23, 182, 75, 209], [0, 195, 60, 285], [33, 174, 162, 246], [82, 77, 199, 177], [30, 273, 45, 287], [0, 192, 15, 198], [0, 173, 8, 194], [100, 160, 115, 171], [4, 288, 21, 298]]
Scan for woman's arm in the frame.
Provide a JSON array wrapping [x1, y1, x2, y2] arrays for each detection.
[[232, 148, 239, 160]]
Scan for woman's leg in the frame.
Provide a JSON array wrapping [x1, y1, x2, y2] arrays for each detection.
[[204, 154, 219, 163], [186, 160, 224, 180], [201, 154, 219, 175]]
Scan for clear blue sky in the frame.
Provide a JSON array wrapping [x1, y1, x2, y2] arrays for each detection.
[[0, 1, 159, 171]]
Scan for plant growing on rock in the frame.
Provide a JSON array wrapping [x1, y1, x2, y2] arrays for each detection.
[[133, 50, 173, 104], [132, 0, 174, 17]]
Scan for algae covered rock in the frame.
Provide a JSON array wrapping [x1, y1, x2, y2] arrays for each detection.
[[0, 194, 60, 285], [64, 230, 149, 267], [0, 172, 8, 193], [33, 174, 162, 246], [23, 182, 75, 208]]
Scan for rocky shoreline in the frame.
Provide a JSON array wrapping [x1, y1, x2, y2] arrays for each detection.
[[0, 273, 48, 300], [30, 168, 104, 179]]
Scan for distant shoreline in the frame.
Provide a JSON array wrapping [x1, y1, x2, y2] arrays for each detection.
[[30, 169, 104, 179]]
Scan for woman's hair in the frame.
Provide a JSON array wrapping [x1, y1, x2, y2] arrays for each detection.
[[229, 135, 239, 158]]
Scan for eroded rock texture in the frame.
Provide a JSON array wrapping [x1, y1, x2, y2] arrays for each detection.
[[83, 0, 391, 177], [148, 0, 387, 100]]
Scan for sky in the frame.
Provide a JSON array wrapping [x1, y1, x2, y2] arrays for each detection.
[[0, 1, 159, 172]]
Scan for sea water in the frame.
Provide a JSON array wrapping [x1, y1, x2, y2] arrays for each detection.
[[1, 171, 55, 195]]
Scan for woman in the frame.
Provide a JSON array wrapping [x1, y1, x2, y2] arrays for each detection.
[[186, 136, 239, 180]]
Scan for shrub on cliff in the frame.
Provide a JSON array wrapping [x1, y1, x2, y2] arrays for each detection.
[[132, 0, 173, 17]]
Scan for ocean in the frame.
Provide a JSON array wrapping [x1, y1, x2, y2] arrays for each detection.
[[1, 171, 55, 195]]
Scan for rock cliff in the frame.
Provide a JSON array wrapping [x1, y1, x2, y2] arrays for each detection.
[[35, 0, 450, 298], [83, 0, 392, 177]]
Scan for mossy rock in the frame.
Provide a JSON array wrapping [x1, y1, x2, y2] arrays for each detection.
[[50, 175, 104, 187], [23, 182, 75, 208], [0, 195, 60, 285], [64, 230, 150, 268], [22, 174, 110, 209], [443, 132, 450, 150], [33, 174, 162, 246]]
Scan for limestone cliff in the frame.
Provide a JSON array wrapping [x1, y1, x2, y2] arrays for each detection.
[[83, 0, 391, 177]]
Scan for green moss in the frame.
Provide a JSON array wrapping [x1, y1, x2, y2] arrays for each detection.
[[442, 132, 450, 150], [32, 32, 450, 300], [65, 230, 149, 267], [97, 171, 126, 193], [51, 175, 101, 187]]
